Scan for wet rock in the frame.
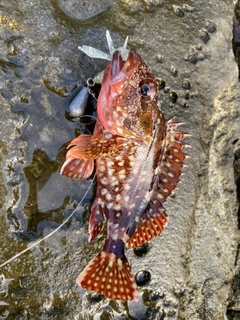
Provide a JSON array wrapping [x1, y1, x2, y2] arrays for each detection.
[[173, 5, 184, 17], [135, 270, 151, 286], [184, 46, 199, 63], [182, 79, 191, 89], [182, 4, 195, 12], [155, 53, 164, 63], [180, 101, 188, 108], [199, 28, 210, 43], [128, 296, 148, 320], [178, 83, 240, 319], [133, 243, 149, 256], [163, 86, 170, 94], [204, 19, 217, 33], [233, 1, 240, 81], [58, 0, 111, 21], [0, 0, 239, 319], [184, 90, 190, 100], [169, 91, 178, 103], [157, 78, 166, 89], [170, 66, 178, 76]]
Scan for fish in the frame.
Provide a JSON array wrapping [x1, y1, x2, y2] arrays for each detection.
[[60, 48, 187, 301]]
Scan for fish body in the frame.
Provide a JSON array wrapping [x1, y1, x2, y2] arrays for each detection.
[[61, 49, 187, 301]]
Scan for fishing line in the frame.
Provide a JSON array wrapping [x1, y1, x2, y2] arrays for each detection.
[[0, 97, 103, 269], [0, 173, 96, 269]]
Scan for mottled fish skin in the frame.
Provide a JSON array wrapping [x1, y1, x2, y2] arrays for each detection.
[[60, 49, 187, 301]]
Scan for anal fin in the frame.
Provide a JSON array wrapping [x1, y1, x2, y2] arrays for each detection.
[[126, 202, 168, 248]]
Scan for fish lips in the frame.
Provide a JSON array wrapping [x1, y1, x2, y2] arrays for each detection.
[[110, 49, 139, 91], [111, 50, 124, 78]]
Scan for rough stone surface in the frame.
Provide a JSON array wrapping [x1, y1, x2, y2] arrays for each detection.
[[0, 0, 239, 319]]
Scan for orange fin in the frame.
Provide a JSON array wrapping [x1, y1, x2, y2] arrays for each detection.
[[126, 203, 168, 248], [66, 134, 128, 159], [88, 200, 105, 241], [60, 157, 94, 180], [127, 120, 187, 248], [76, 251, 140, 301], [156, 120, 188, 205]]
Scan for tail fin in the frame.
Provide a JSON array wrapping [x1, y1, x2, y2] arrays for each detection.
[[76, 251, 140, 301]]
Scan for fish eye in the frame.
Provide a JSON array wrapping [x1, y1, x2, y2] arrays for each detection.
[[140, 85, 150, 97], [139, 79, 158, 101]]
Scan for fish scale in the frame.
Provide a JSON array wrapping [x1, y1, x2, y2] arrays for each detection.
[[61, 48, 187, 301]]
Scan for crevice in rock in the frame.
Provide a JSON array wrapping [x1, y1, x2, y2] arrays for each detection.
[[226, 147, 240, 319], [233, 148, 240, 229]]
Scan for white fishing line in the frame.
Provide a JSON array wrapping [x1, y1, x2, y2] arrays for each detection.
[[0, 174, 95, 268]]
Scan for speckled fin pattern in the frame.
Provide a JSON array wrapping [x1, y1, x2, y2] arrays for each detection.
[[127, 119, 187, 248], [76, 251, 140, 301]]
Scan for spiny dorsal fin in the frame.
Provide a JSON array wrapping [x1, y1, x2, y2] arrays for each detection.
[[127, 121, 188, 247]]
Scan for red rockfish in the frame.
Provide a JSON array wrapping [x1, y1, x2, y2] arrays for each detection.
[[61, 49, 187, 301]]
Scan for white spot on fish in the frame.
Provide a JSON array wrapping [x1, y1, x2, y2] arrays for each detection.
[[124, 184, 131, 191], [98, 165, 105, 172], [107, 203, 113, 209], [117, 127, 123, 134], [108, 168, 115, 176], [101, 188, 108, 195], [107, 161, 114, 167], [114, 204, 121, 210], [116, 194, 121, 202], [106, 193, 112, 201], [105, 133, 113, 139], [101, 177, 108, 185]]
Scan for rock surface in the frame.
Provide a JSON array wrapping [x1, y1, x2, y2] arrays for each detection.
[[0, 0, 239, 319]]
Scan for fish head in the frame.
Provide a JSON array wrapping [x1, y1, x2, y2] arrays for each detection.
[[97, 49, 160, 143]]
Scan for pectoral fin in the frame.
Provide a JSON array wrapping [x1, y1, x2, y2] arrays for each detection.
[[66, 133, 133, 159], [60, 157, 94, 180]]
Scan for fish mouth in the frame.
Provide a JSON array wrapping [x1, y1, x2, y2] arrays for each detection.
[[110, 49, 139, 90], [111, 50, 124, 78]]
